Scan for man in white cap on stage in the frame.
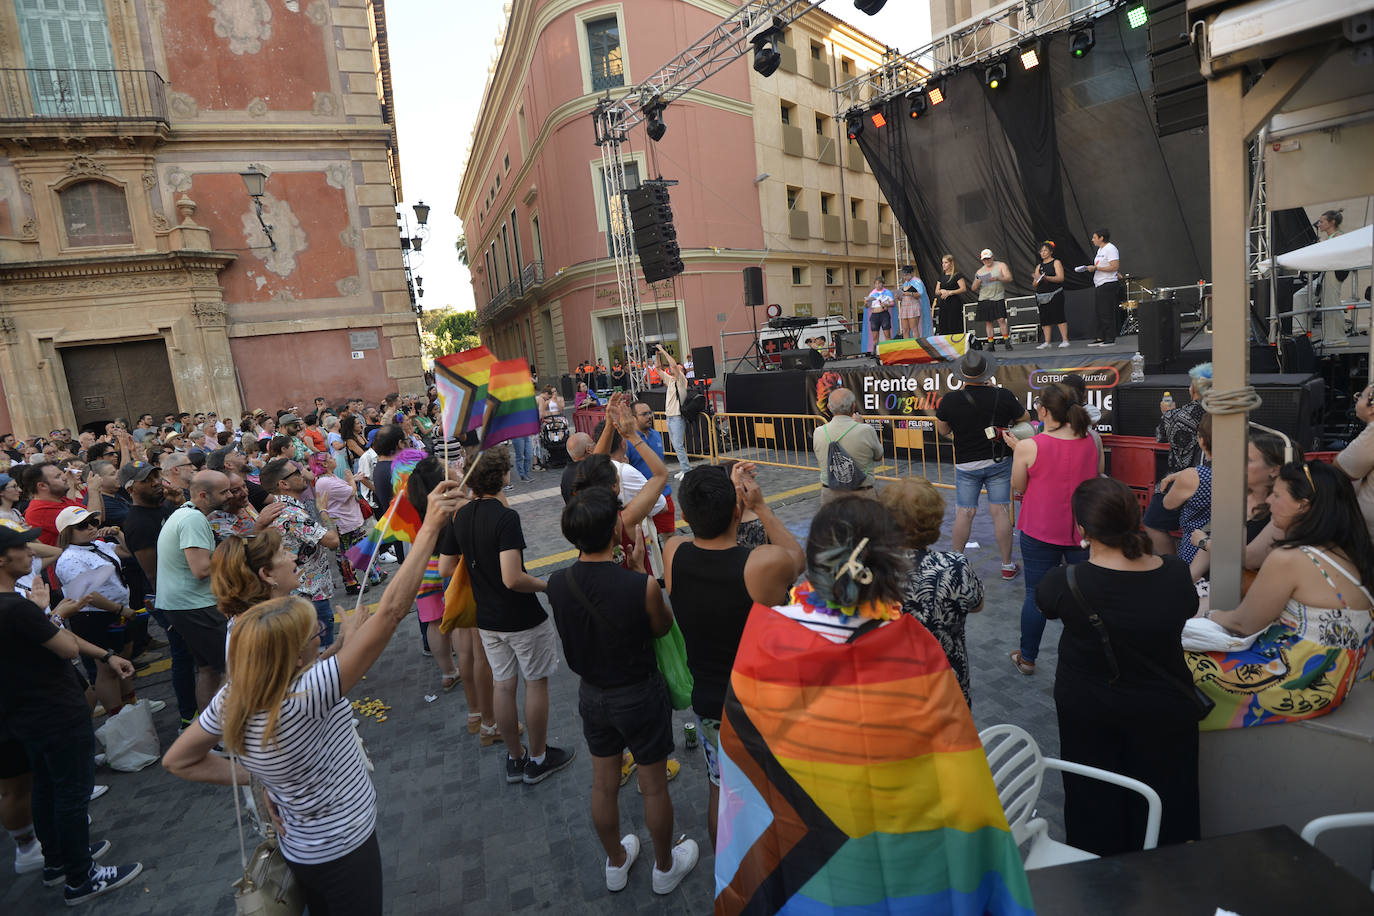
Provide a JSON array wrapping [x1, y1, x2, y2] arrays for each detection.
[[971, 248, 1013, 351]]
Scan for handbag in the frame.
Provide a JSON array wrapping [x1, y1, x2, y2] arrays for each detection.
[[564, 564, 695, 710], [1065, 565, 1216, 721], [439, 561, 478, 633], [357, 496, 373, 521], [230, 755, 304, 916]]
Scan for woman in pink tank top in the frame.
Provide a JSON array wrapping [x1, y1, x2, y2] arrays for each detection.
[[1004, 383, 1102, 674]]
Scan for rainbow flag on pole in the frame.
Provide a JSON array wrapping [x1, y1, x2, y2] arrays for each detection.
[[480, 358, 540, 449], [714, 605, 1034, 916], [436, 346, 499, 435], [345, 449, 426, 569], [876, 333, 969, 366]]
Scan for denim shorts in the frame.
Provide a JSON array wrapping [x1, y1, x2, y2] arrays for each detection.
[[577, 674, 673, 764], [955, 458, 1012, 508]]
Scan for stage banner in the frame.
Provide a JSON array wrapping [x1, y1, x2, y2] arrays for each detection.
[[808, 359, 1131, 434]]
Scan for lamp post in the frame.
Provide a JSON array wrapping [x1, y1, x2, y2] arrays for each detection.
[[398, 200, 430, 320], [239, 167, 276, 251]]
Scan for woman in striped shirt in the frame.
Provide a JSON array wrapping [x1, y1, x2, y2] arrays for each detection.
[[163, 480, 467, 915]]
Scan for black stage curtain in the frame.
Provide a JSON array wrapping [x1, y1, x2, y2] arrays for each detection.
[[859, 8, 1210, 293]]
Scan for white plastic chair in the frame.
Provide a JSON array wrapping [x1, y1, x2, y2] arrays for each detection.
[[1300, 812, 1374, 891], [979, 723, 1163, 870]]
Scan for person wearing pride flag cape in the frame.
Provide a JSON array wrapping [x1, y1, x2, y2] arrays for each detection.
[[714, 497, 1034, 916]]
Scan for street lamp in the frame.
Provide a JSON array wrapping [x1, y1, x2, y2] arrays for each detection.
[[398, 200, 430, 317], [239, 167, 276, 251]]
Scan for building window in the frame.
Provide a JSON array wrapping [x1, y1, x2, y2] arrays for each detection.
[[841, 57, 852, 76], [495, 173, 501, 191], [815, 113, 826, 135], [510, 208, 523, 275], [785, 186, 800, 210], [819, 192, 833, 215], [586, 16, 624, 91], [854, 268, 867, 286], [17, 0, 121, 116], [779, 101, 793, 125], [597, 160, 641, 256], [795, 302, 813, 317], [850, 198, 862, 219], [518, 104, 529, 155], [504, 153, 510, 172], [878, 202, 890, 226], [825, 267, 838, 286], [810, 41, 823, 60], [531, 213, 543, 262], [60, 180, 132, 247], [791, 266, 808, 285]]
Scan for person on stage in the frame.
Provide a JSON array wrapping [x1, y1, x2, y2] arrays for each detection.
[[864, 277, 895, 345], [1087, 230, 1121, 347], [898, 266, 929, 340], [1032, 241, 1069, 349], [971, 249, 1014, 352], [935, 254, 969, 336]]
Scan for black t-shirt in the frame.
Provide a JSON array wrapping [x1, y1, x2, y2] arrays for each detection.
[[438, 499, 546, 632], [938, 272, 969, 300], [547, 561, 655, 689], [935, 385, 1025, 462], [373, 458, 394, 511], [1037, 557, 1198, 689], [101, 490, 131, 527], [0, 593, 90, 739], [560, 461, 582, 503], [122, 502, 172, 587]]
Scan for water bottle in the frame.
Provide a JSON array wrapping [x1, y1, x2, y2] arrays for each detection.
[[1161, 391, 1174, 410], [1130, 351, 1145, 383]]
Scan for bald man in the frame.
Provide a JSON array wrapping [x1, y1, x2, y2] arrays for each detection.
[[560, 432, 594, 503], [155, 470, 232, 706]]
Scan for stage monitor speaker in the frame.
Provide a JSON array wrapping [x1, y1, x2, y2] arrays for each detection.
[[833, 330, 861, 358], [559, 373, 575, 401], [743, 266, 765, 307], [1137, 299, 1180, 367], [779, 348, 824, 371], [1113, 374, 1324, 449], [691, 345, 716, 380]]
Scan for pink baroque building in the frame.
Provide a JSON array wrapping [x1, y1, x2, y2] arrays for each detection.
[[0, 0, 423, 437], [458, 0, 900, 380]]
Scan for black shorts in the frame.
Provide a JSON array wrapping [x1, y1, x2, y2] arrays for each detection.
[[162, 606, 227, 672], [869, 308, 892, 331], [1037, 292, 1066, 326], [68, 611, 132, 653], [0, 723, 28, 779], [1142, 490, 1182, 532], [975, 298, 1008, 322], [577, 674, 674, 764]]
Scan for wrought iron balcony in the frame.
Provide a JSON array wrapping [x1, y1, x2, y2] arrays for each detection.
[[0, 68, 168, 123], [516, 260, 544, 294], [477, 261, 545, 327]]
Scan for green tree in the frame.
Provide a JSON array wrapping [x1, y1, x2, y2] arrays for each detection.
[[455, 234, 468, 267], [419, 306, 480, 362]]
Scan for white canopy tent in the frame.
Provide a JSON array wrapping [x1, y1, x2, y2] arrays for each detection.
[[1272, 224, 1373, 272]]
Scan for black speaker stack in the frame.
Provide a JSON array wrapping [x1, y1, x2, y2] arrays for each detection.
[[1146, 0, 1207, 136], [779, 348, 825, 372], [1114, 373, 1325, 449], [690, 345, 717, 380], [743, 266, 765, 307], [625, 180, 683, 283], [1137, 299, 1180, 370]]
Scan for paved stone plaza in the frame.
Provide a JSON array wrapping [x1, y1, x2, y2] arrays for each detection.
[[0, 460, 1064, 915]]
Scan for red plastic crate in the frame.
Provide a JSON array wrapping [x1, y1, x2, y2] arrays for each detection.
[[1103, 435, 1169, 491]]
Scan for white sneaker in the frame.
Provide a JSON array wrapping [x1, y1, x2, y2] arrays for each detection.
[[140, 699, 166, 714], [1035, 341, 1050, 349], [14, 842, 42, 874], [673, 471, 686, 481], [651, 837, 699, 895], [1058, 340, 1071, 348], [605, 834, 640, 892], [89, 785, 108, 802], [93, 754, 107, 767]]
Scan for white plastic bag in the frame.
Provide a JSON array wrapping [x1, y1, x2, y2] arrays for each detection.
[[95, 701, 161, 772], [1181, 617, 1263, 653]]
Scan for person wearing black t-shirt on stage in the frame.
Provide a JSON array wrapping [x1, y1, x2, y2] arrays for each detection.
[[1032, 241, 1069, 349], [438, 446, 575, 785], [934, 254, 970, 336]]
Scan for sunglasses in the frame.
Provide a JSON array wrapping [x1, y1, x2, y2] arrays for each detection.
[[312, 619, 328, 641], [75, 517, 101, 530], [283, 468, 302, 480]]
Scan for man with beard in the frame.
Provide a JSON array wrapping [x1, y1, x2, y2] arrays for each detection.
[[260, 459, 341, 648], [21, 463, 102, 547]]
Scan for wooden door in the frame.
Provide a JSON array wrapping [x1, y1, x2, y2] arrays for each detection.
[[62, 339, 177, 433]]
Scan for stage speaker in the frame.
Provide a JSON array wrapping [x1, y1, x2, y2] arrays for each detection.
[[833, 330, 861, 358], [559, 373, 575, 401], [691, 345, 716, 380], [1137, 300, 1179, 367], [743, 266, 765, 307], [1113, 374, 1324, 449], [1064, 288, 1097, 340], [779, 348, 824, 371]]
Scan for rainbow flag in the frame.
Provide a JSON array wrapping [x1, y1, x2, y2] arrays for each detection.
[[435, 347, 496, 438], [876, 334, 969, 366], [345, 449, 427, 570], [481, 358, 540, 448], [714, 605, 1034, 916]]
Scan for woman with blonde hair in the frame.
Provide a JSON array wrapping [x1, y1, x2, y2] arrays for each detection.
[[163, 481, 467, 915], [209, 530, 296, 620], [881, 476, 985, 707], [934, 253, 970, 336]]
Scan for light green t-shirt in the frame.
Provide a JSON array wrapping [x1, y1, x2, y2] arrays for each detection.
[[155, 503, 216, 610]]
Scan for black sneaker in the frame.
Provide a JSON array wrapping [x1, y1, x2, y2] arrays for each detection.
[[344, 584, 361, 595], [986, 339, 997, 352], [43, 841, 111, 887], [523, 745, 577, 785], [505, 752, 529, 784], [1003, 338, 1013, 350], [64, 862, 142, 906]]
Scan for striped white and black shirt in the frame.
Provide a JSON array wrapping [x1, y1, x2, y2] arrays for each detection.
[[199, 657, 376, 865]]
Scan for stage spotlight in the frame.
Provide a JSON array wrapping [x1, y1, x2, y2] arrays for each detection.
[[1019, 42, 1041, 70], [984, 61, 1007, 90], [870, 110, 887, 129], [1126, 5, 1148, 29], [854, 0, 888, 13], [1069, 26, 1096, 58], [927, 80, 946, 106], [845, 109, 864, 140], [643, 98, 667, 142], [904, 88, 928, 119], [751, 25, 783, 77]]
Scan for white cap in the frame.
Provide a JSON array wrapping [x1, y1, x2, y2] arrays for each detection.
[[56, 505, 97, 533], [980, 248, 994, 260]]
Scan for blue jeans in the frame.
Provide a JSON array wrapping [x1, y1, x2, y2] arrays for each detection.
[[511, 435, 533, 479], [666, 415, 692, 469], [312, 598, 336, 648], [1019, 532, 1088, 662], [24, 721, 96, 886], [954, 458, 1013, 509], [148, 603, 198, 722]]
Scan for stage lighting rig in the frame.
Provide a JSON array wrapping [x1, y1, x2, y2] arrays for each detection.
[[854, 0, 888, 13], [845, 109, 864, 140], [1069, 26, 1096, 58], [870, 109, 887, 129], [1019, 40, 1041, 70], [748, 18, 785, 77], [642, 96, 667, 141], [904, 88, 928, 119], [1126, 4, 1148, 29], [926, 79, 946, 106], [984, 61, 1007, 89]]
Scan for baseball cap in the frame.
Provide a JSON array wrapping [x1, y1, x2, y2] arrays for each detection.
[[0, 518, 41, 550], [980, 248, 994, 260], [117, 461, 157, 487], [206, 445, 236, 471], [56, 505, 98, 533], [279, 413, 301, 426]]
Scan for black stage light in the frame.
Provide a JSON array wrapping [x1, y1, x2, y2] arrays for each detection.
[[752, 29, 782, 77], [984, 61, 1007, 89], [845, 109, 864, 140], [643, 98, 667, 142], [1069, 26, 1096, 58], [904, 88, 928, 119], [854, 0, 888, 13]]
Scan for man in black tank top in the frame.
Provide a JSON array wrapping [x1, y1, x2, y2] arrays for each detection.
[[663, 463, 806, 847]]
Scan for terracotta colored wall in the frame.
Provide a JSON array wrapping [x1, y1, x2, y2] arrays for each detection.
[[231, 327, 404, 411], [185, 171, 354, 304], [161, 1, 331, 111]]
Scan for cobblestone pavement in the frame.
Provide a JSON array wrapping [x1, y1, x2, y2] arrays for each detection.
[[1, 456, 1064, 915]]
